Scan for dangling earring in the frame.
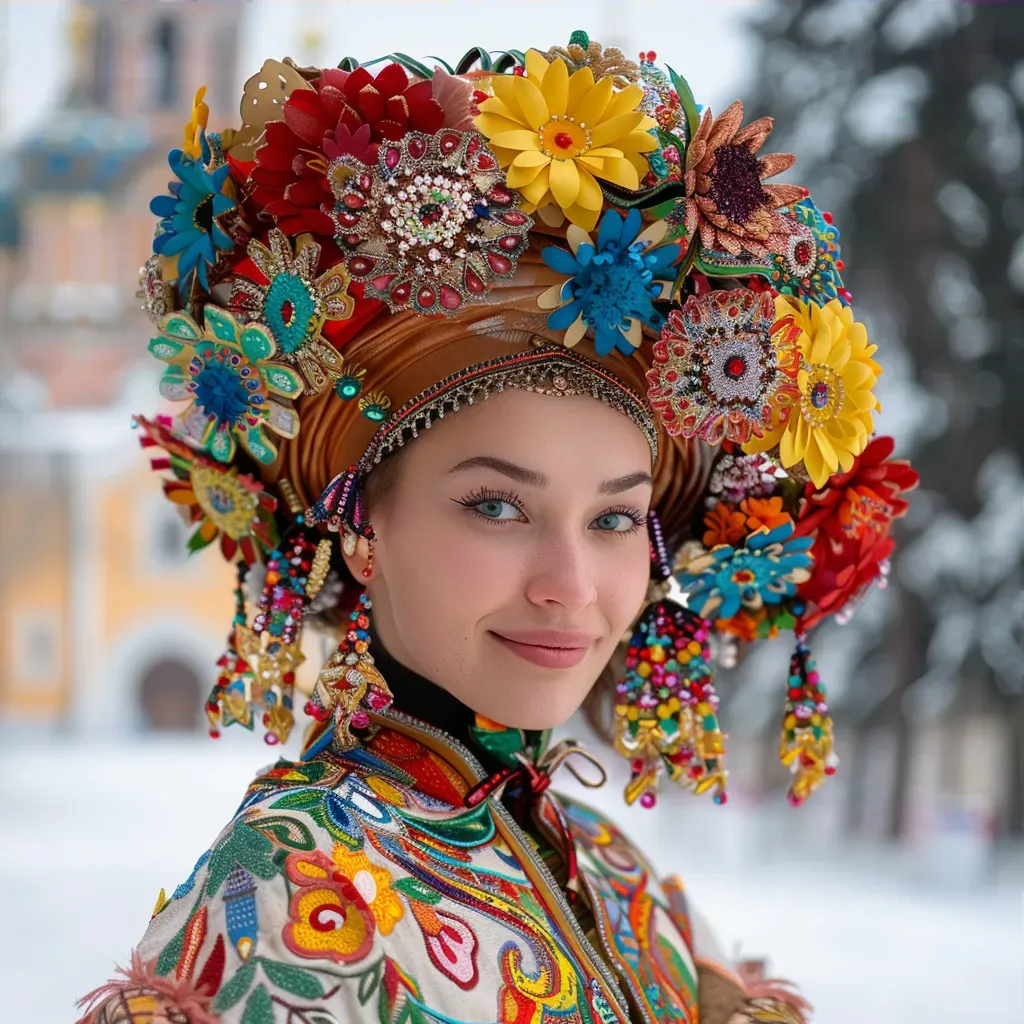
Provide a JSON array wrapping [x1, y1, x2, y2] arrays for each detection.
[[361, 536, 375, 579], [303, 590, 393, 755], [613, 510, 728, 808]]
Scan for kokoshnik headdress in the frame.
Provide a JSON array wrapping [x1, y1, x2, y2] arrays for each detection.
[[136, 32, 917, 810]]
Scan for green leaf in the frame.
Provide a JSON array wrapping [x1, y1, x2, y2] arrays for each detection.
[[148, 336, 185, 361], [242, 427, 277, 466], [240, 323, 275, 363], [250, 815, 316, 851], [187, 527, 215, 555], [204, 306, 239, 344], [271, 788, 327, 812], [357, 959, 384, 1006], [155, 925, 184, 977], [262, 364, 303, 398], [392, 877, 441, 905], [260, 958, 325, 998], [388, 52, 433, 80], [241, 983, 275, 1024], [233, 825, 280, 881], [667, 65, 700, 144], [160, 312, 202, 341], [212, 960, 257, 1013]]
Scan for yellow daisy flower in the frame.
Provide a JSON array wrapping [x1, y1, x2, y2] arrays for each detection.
[[473, 49, 658, 230], [743, 295, 881, 488]]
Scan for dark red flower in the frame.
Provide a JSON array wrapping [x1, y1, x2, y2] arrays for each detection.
[[250, 64, 445, 236], [793, 435, 918, 629]]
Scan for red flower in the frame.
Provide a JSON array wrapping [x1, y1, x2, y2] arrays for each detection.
[[794, 435, 918, 629], [250, 64, 445, 236]]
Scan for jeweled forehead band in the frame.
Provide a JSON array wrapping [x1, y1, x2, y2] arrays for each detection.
[[307, 346, 658, 530]]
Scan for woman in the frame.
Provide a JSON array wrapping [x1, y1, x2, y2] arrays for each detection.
[[78, 32, 917, 1024]]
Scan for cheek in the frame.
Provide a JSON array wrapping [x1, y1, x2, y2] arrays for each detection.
[[596, 538, 651, 637]]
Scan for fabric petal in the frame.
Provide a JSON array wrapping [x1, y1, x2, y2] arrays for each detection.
[[548, 158, 581, 209]]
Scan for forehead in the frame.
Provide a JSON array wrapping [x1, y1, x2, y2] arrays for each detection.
[[396, 387, 654, 479]]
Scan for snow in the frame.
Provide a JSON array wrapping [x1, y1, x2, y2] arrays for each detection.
[[1, 737, 1019, 1024]]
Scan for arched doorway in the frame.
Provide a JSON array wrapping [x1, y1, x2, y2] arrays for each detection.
[[138, 658, 203, 731]]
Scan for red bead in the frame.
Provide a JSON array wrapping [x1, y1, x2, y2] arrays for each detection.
[[724, 356, 746, 379], [553, 132, 574, 149]]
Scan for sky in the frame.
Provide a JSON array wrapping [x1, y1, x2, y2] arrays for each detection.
[[0, 0, 762, 147]]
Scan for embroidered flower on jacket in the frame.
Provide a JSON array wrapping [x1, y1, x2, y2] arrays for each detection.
[[474, 49, 657, 229], [330, 845, 404, 936], [743, 295, 881, 488], [538, 207, 678, 355], [250, 64, 445, 236], [646, 288, 800, 445], [230, 229, 354, 395], [282, 849, 376, 963], [150, 145, 236, 295], [676, 521, 814, 621], [136, 415, 278, 563], [328, 130, 532, 315], [682, 100, 806, 257], [148, 307, 303, 465]]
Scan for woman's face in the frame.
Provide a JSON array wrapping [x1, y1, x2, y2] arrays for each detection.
[[346, 388, 654, 730]]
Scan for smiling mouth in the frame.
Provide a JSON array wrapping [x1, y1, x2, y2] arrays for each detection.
[[488, 631, 594, 669]]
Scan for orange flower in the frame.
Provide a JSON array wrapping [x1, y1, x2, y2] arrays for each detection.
[[683, 100, 806, 257], [703, 502, 747, 547], [740, 496, 791, 533]]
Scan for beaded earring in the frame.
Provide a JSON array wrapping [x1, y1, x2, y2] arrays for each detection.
[[612, 510, 728, 808], [304, 591, 393, 751], [204, 481, 332, 745]]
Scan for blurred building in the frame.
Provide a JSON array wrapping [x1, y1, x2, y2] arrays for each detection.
[[0, 0, 247, 733]]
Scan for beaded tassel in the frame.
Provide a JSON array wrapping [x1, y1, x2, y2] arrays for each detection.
[[304, 592, 393, 751], [614, 600, 727, 808], [779, 631, 837, 806], [206, 562, 256, 736]]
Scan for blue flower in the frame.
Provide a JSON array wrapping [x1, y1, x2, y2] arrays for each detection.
[[676, 522, 815, 621], [539, 207, 679, 357], [150, 146, 236, 295]]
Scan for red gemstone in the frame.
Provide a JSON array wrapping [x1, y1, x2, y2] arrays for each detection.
[[554, 132, 574, 148], [390, 281, 411, 305], [501, 211, 528, 226], [384, 147, 401, 170], [498, 234, 520, 251], [464, 268, 485, 295], [407, 136, 427, 159], [280, 300, 294, 325], [417, 286, 436, 308], [343, 194, 366, 210], [485, 251, 512, 275], [440, 285, 463, 310], [795, 241, 812, 264], [348, 256, 374, 276], [438, 131, 461, 154], [724, 356, 746, 379], [475, 153, 496, 170], [488, 185, 513, 206]]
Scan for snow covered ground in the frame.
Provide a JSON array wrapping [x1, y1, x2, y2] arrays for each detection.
[[2, 735, 1020, 1023]]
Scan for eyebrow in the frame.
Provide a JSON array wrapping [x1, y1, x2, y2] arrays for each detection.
[[448, 456, 652, 495]]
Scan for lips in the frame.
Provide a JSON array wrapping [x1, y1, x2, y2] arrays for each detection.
[[488, 629, 599, 670]]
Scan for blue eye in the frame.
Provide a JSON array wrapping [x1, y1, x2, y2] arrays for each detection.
[[592, 511, 643, 533], [475, 498, 521, 521]]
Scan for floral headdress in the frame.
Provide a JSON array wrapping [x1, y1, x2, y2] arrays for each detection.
[[137, 32, 916, 808]]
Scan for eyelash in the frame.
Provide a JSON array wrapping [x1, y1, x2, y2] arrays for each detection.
[[453, 489, 648, 535]]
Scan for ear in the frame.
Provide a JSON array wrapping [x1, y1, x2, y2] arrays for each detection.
[[341, 534, 374, 581]]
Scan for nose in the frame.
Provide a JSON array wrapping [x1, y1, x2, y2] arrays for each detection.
[[522, 528, 599, 612]]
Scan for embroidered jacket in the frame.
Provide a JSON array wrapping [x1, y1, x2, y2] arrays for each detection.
[[76, 709, 808, 1024]]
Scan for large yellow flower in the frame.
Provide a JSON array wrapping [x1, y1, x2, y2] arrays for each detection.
[[743, 296, 881, 488], [473, 49, 657, 229]]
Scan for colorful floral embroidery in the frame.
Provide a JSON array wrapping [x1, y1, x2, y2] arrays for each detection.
[[770, 198, 850, 306], [474, 49, 657, 229], [230, 229, 354, 395], [148, 306, 302, 465], [328, 130, 532, 315], [537, 207, 678, 354], [646, 288, 800, 444]]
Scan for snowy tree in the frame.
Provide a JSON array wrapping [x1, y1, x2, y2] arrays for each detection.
[[746, 0, 1024, 837]]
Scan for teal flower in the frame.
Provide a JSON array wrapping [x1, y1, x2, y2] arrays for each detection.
[[148, 307, 303, 465], [230, 229, 354, 396], [676, 522, 814, 620], [150, 144, 236, 295], [538, 207, 679, 356]]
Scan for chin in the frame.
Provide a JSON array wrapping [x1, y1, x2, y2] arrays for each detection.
[[475, 663, 597, 732]]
